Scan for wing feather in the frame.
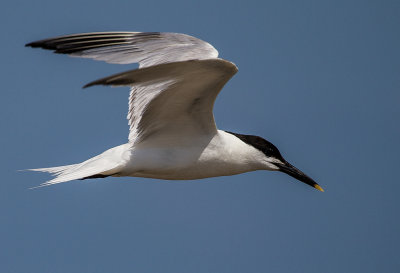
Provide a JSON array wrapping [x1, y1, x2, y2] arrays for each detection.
[[26, 32, 218, 68], [84, 59, 238, 144], [27, 31, 236, 144]]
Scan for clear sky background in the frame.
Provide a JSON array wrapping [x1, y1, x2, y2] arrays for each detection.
[[1, 0, 399, 272]]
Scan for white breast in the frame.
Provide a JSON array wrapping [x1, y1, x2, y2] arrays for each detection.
[[120, 130, 267, 180]]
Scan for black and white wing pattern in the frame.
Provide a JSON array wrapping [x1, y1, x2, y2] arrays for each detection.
[[27, 32, 236, 145], [84, 59, 238, 144], [26, 32, 218, 68]]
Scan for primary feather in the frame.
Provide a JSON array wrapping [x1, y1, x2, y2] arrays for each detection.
[[26, 32, 218, 68]]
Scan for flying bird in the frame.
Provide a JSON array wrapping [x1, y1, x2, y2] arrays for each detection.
[[26, 31, 323, 191]]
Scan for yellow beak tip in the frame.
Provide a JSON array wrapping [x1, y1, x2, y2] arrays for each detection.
[[314, 184, 324, 192]]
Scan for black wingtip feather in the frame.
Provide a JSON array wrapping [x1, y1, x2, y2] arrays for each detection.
[[83, 77, 136, 89], [83, 77, 114, 88], [25, 41, 41, 48], [25, 32, 163, 54], [83, 82, 96, 89], [25, 40, 56, 50], [79, 174, 110, 180]]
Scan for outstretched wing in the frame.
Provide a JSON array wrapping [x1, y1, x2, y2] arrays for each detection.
[[26, 32, 218, 68], [27, 31, 235, 144], [84, 59, 238, 144]]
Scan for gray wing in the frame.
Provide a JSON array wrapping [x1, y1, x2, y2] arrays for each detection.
[[84, 59, 238, 144], [26, 32, 218, 68]]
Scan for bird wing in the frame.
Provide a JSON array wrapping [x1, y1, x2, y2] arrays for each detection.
[[26, 32, 218, 68], [84, 59, 238, 144]]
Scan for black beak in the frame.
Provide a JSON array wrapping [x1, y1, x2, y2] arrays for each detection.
[[276, 161, 324, 192]]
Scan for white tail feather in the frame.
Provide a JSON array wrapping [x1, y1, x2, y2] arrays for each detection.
[[28, 144, 128, 188], [29, 164, 79, 175]]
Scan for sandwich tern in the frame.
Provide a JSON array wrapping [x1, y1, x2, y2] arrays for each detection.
[[26, 31, 323, 191]]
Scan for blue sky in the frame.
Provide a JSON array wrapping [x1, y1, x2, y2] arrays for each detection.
[[1, 0, 399, 272]]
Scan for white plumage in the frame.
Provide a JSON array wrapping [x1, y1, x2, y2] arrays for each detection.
[[26, 31, 323, 191]]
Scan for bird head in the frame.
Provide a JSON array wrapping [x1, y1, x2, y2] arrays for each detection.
[[228, 132, 324, 192]]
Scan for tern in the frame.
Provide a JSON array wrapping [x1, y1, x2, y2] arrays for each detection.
[[26, 31, 323, 191]]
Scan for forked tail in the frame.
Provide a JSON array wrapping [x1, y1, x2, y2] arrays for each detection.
[[28, 144, 127, 188]]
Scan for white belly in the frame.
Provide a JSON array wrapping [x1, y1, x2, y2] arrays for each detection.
[[118, 131, 266, 180]]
